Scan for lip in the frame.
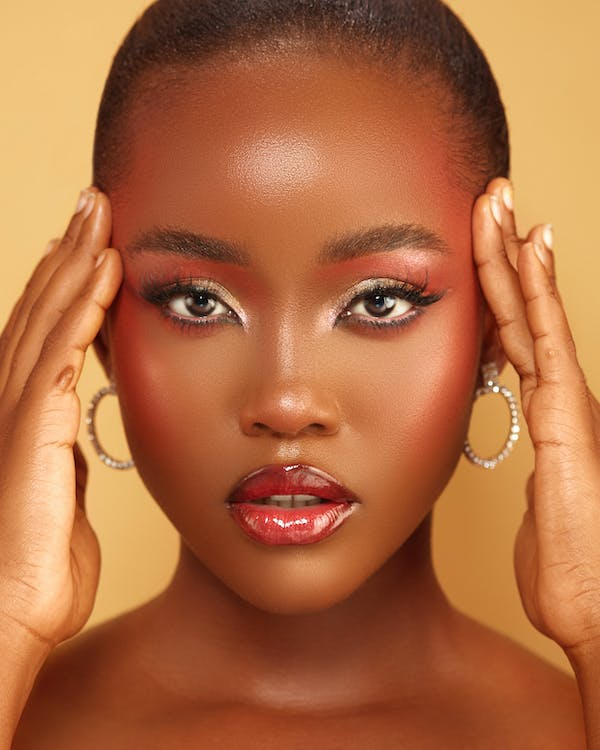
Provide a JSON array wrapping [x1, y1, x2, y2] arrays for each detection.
[[227, 464, 358, 545]]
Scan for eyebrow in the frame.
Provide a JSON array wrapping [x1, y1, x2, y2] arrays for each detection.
[[126, 227, 251, 265], [125, 223, 449, 265], [319, 224, 449, 263]]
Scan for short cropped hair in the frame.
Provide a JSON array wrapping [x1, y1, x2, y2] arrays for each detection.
[[93, 0, 509, 194]]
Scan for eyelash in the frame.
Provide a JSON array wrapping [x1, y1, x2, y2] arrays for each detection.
[[141, 277, 240, 331], [336, 278, 444, 331], [140, 276, 445, 332]]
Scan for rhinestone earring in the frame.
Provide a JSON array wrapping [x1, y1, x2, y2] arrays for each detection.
[[86, 383, 135, 470], [463, 363, 520, 470]]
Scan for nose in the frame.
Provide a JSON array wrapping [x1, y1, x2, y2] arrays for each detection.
[[239, 381, 341, 438], [238, 311, 342, 439]]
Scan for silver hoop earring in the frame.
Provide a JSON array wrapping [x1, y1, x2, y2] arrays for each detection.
[[463, 363, 520, 470], [86, 383, 135, 470]]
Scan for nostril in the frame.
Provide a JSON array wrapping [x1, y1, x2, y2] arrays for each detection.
[[249, 421, 329, 438], [240, 386, 341, 438]]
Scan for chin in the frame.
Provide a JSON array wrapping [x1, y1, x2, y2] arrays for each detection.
[[234, 582, 359, 616], [211, 546, 381, 616]]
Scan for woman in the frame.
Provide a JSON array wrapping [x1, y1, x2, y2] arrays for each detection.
[[2, 0, 599, 746]]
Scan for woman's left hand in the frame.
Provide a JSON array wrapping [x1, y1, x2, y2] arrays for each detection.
[[473, 178, 600, 673]]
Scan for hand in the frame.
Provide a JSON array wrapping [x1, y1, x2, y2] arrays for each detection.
[[0, 189, 122, 650], [473, 178, 600, 663]]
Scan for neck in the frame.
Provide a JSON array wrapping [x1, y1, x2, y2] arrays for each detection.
[[139, 514, 457, 710]]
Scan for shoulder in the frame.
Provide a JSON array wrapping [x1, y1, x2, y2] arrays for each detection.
[[13, 605, 587, 749], [13, 608, 156, 750], [444, 611, 585, 748]]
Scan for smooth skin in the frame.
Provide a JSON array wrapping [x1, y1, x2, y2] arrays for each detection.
[[2, 52, 599, 748], [0, 191, 122, 745]]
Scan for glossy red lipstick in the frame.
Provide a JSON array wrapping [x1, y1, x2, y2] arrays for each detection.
[[227, 464, 358, 545]]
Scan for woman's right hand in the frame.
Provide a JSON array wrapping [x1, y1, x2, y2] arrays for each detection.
[[0, 188, 122, 651]]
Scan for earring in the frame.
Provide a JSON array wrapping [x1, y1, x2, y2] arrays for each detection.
[[463, 363, 520, 470], [86, 383, 135, 470]]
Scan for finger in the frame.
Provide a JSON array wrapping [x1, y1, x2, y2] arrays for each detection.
[[30, 248, 122, 390], [517, 242, 600, 570], [0, 189, 99, 393], [44, 238, 61, 257], [42, 189, 98, 278], [527, 223, 557, 289], [0, 239, 61, 365], [486, 177, 521, 270], [7, 190, 95, 334], [15, 249, 122, 462], [518, 241, 594, 449], [1, 252, 121, 574], [472, 191, 537, 390], [1, 193, 112, 406]]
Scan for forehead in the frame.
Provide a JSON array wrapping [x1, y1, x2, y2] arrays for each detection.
[[114, 51, 468, 253]]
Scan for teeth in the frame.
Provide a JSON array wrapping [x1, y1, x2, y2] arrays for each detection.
[[293, 494, 322, 508], [267, 494, 292, 508], [257, 494, 322, 508]]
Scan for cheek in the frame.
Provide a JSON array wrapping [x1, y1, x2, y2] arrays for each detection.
[[337, 269, 482, 514], [107, 286, 242, 509], [384, 294, 480, 451]]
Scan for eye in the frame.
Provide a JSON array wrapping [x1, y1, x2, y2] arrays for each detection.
[[347, 291, 413, 320], [338, 278, 444, 329], [168, 290, 231, 320], [140, 278, 241, 328]]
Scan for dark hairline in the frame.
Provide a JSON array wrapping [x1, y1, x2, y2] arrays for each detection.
[[93, 1, 509, 195], [94, 44, 496, 197]]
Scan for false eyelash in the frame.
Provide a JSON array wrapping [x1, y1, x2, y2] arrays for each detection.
[[138, 273, 445, 334], [139, 275, 221, 304], [336, 276, 445, 329], [139, 275, 240, 327]]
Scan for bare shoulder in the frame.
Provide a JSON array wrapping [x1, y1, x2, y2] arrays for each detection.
[[13, 607, 155, 750], [446, 611, 586, 748], [13, 604, 587, 750]]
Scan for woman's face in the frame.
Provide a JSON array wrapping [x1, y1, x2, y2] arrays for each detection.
[[106, 51, 484, 614]]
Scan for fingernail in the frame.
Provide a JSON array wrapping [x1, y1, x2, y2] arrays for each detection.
[[44, 239, 58, 256], [542, 224, 554, 250], [489, 195, 502, 226], [532, 242, 547, 266], [75, 189, 90, 214], [82, 191, 97, 219], [95, 251, 107, 268], [501, 184, 514, 212]]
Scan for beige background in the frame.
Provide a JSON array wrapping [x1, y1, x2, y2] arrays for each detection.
[[1, 1, 598, 674]]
